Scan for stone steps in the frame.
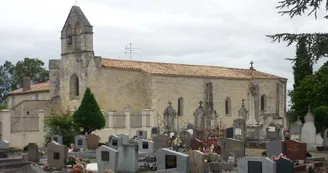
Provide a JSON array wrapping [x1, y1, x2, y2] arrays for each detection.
[[0, 157, 31, 171]]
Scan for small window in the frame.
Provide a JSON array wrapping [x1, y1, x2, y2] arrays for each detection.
[[177, 97, 183, 116], [35, 94, 39, 100], [225, 97, 231, 116], [75, 22, 81, 35], [11, 96, 15, 107], [261, 94, 267, 111], [70, 74, 79, 100]]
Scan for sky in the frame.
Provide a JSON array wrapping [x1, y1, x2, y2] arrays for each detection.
[[0, 0, 327, 109]]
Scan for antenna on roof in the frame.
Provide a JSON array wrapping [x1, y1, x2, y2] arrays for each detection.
[[125, 43, 141, 60]]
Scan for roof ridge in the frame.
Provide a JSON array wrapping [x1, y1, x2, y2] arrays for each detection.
[[101, 58, 251, 71]]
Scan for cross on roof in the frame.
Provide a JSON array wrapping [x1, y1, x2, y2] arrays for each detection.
[[199, 101, 203, 107]]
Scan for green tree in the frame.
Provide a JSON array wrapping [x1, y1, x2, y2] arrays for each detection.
[[289, 62, 328, 131], [72, 88, 105, 135], [44, 110, 80, 145], [0, 58, 49, 105], [267, 0, 328, 64]]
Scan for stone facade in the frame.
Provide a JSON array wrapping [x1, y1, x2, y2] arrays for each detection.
[[7, 5, 288, 141]]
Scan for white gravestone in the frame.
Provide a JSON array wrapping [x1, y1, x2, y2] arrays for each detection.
[[301, 107, 316, 151], [234, 128, 242, 135]]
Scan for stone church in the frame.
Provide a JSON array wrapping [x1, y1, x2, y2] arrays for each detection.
[[7, 5, 288, 141]]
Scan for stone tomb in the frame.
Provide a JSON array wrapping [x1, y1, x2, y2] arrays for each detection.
[[108, 135, 122, 149], [27, 143, 39, 162], [51, 135, 63, 145], [237, 156, 276, 173], [284, 140, 306, 161], [117, 144, 138, 173], [117, 133, 130, 145], [96, 145, 119, 173], [274, 157, 294, 173], [187, 150, 207, 173], [138, 139, 154, 153], [136, 130, 147, 139], [87, 134, 100, 150], [266, 123, 280, 140], [152, 134, 168, 150], [151, 126, 160, 138], [233, 119, 246, 141], [265, 140, 284, 158], [75, 135, 87, 150], [47, 141, 67, 169], [324, 128, 328, 149], [179, 130, 192, 147], [156, 148, 190, 173], [220, 138, 245, 161]]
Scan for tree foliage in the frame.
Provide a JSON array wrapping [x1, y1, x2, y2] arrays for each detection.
[[44, 110, 80, 146], [72, 88, 105, 135], [289, 62, 328, 132], [0, 58, 49, 105], [267, 0, 328, 64]]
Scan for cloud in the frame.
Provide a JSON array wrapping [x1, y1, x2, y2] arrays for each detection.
[[0, 0, 327, 109]]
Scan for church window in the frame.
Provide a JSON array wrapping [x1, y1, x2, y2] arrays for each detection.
[[75, 22, 81, 35], [70, 74, 79, 100], [67, 24, 72, 45], [261, 94, 267, 111], [178, 97, 184, 116], [225, 97, 231, 116]]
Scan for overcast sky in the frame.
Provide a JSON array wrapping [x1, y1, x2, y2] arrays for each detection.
[[0, 0, 327, 108]]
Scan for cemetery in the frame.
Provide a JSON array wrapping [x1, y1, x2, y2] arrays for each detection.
[[0, 100, 326, 173]]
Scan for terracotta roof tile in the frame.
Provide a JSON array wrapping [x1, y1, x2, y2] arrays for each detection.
[[8, 81, 50, 95], [101, 58, 284, 79]]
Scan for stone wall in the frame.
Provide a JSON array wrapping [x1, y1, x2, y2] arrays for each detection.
[[7, 91, 50, 110]]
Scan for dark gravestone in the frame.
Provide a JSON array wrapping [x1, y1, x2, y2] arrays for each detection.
[[165, 155, 177, 169], [78, 139, 83, 146], [248, 161, 262, 173], [101, 151, 110, 161], [226, 128, 233, 138], [275, 157, 293, 173], [266, 140, 284, 158], [142, 142, 149, 149], [53, 137, 58, 142], [284, 140, 306, 161], [53, 152, 60, 160], [112, 139, 118, 146]]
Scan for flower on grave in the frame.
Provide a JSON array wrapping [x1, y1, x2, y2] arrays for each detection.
[[102, 169, 113, 173], [305, 163, 316, 173], [271, 153, 289, 161]]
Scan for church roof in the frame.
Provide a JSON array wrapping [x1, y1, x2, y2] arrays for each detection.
[[101, 58, 285, 79], [7, 81, 50, 95]]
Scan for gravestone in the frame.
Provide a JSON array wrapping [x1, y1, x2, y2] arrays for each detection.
[[108, 135, 122, 149], [0, 140, 9, 149], [179, 130, 192, 147], [51, 135, 63, 144], [266, 140, 284, 158], [117, 144, 138, 173], [136, 129, 147, 139], [75, 135, 87, 150], [117, 134, 130, 145], [190, 138, 203, 150], [226, 128, 233, 138], [274, 157, 294, 173], [27, 143, 39, 162], [47, 141, 67, 169], [324, 128, 328, 149], [237, 156, 276, 173], [151, 126, 160, 138], [301, 106, 316, 151], [316, 133, 323, 146], [289, 116, 303, 140], [220, 138, 245, 161], [156, 148, 189, 173], [152, 134, 168, 150], [87, 134, 100, 150], [187, 150, 207, 173], [138, 139, 154, 153], [266, 123, 280, 140], [233, 119, 246, 141], [284, 140, 306, 161], [96, 145, 119, 173]]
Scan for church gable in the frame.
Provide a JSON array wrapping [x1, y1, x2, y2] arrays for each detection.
[[61, 6, 92, 35]]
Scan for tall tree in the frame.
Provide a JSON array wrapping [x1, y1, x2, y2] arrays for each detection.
[[0, 58, 49, 105], [267, 0, 328, 64], [72, 88, 105, 135]]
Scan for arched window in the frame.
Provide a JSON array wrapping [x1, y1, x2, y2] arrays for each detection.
[[67, 24, 72, 45], [261, 94, 267, 111], [75, 22, 81, 35], [70, 74, 79, 100], [178, 97, 184, 116], [225, 97, 231, 116]]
